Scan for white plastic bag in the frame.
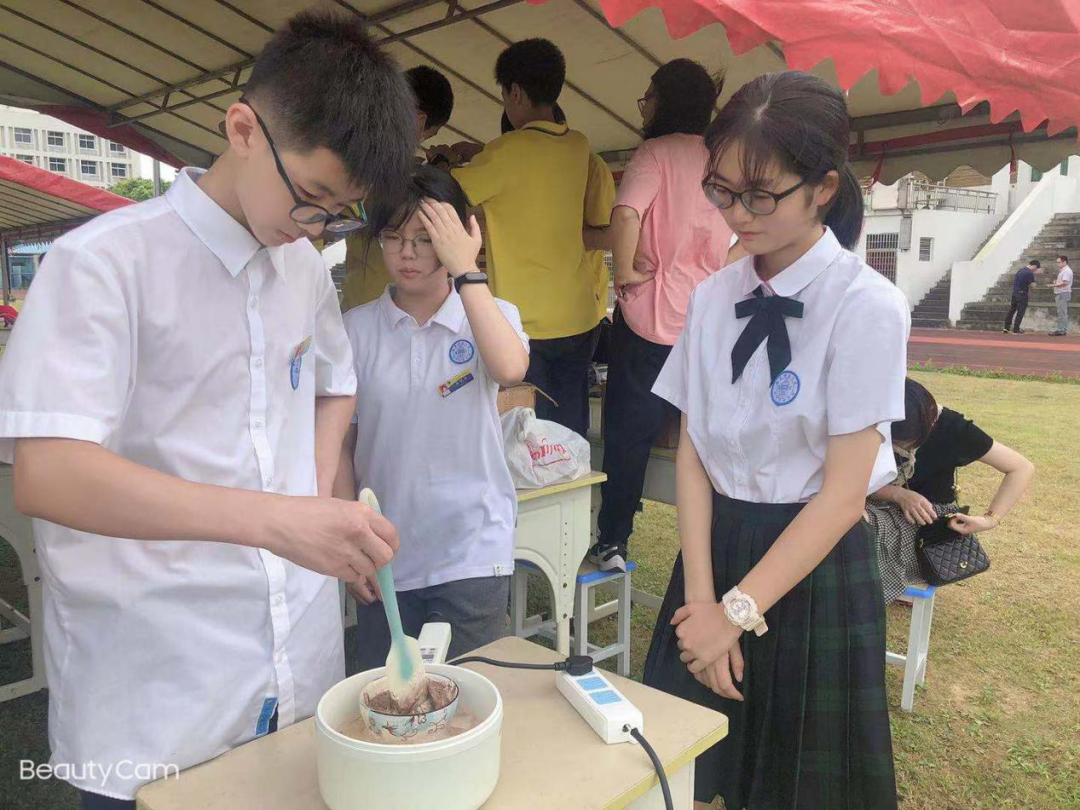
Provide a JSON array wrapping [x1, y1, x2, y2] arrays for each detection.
[[500, 406, 592, 489]]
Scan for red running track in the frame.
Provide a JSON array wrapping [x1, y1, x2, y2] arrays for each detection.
[[908, 329, 1080, 379]]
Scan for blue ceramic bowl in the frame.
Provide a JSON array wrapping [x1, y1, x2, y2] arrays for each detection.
[[358, 674, 461, 742]]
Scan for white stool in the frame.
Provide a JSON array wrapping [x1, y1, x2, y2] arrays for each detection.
[[510, 559, 636, 676], [0, 465, 47, 703], [886, 583, 937, 712]]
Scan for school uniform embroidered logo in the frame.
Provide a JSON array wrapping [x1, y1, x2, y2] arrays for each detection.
[[290, 336, 312, 390], [770, 370, 800, 406], [449, 339, 474, 364]]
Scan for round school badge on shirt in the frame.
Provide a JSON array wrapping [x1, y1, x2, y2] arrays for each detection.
[[770, 370, 800, 407], [449, 339, 475, 364]]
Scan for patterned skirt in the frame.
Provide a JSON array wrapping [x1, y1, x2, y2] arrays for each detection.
[[642, 493, 897, 810], [865, 498, 963, 604]]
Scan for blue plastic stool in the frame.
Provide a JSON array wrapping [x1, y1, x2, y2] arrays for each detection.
[[510, 559, 637, 676]]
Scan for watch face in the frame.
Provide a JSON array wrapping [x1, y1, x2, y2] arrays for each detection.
[[728, 597, 752, 624]]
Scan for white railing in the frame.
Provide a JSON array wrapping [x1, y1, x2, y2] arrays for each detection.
[[905, 180, 997, 214], [865, 178, 997, 214], [949, 172, 1080, 321]]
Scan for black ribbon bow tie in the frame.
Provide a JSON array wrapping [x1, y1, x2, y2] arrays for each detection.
[[731, 285, 804, 385]]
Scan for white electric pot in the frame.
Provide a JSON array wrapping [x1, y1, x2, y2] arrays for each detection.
[[315, 663, 503, 810]]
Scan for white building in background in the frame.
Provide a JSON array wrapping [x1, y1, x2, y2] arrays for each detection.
[[856, 158, 1075, 313], [0, 105, 142, 189]]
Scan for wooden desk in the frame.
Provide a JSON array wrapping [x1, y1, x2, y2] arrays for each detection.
[[136, 636, 727, 810]]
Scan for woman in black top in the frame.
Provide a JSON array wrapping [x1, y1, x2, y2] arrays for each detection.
[[867, 378, 1035, 602]]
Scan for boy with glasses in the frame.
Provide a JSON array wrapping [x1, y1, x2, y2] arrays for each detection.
[[0, 11, 413, 808]]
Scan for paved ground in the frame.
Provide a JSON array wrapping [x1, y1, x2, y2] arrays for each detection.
[[909, 328, 1080, 378]]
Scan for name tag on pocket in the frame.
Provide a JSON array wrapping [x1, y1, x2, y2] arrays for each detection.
[[255, 696, 278, 737], [438, 369, 475, 397]]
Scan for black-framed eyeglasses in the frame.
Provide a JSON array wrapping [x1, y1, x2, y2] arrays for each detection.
[[378, 231, 436, 258], [637, 95, 654, 114], [240, 96, 367, 234], [702, 178, 808, 216]]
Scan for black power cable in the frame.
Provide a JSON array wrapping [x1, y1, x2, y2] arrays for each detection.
[[448, 654, 594, 676], [448, 654, 671, 810], [627, 726, 673, 810]]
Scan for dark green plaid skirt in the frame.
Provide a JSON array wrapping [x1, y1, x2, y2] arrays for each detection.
[[643, 493, 897, 810]]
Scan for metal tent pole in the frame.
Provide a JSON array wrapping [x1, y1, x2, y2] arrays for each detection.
[[1, 236, 12, 307]]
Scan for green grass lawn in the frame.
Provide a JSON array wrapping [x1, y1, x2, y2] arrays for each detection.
[[2, 370, 1078, 808]]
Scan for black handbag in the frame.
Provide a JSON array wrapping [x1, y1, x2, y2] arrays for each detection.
[[916, 506, 991, 585]]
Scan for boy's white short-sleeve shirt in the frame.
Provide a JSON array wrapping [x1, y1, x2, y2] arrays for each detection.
[[0, 168, 356, 799]]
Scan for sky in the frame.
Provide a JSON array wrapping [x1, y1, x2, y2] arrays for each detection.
[[138, 154, 178, 183]]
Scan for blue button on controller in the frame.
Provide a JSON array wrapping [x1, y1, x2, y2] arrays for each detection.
[[591, 690, 621, 705], [577, 677, 607, 691]]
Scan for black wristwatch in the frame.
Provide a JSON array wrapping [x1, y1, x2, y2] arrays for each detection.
[[454, 271, 489, 293]]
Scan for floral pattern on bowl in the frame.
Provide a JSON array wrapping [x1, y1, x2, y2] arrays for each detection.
[[359, 673, 460, 742]]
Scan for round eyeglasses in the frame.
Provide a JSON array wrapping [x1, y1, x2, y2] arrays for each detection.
[[240, 96, 367, 234], [702, 178, 808, 216], [379, 232, 436, 258]]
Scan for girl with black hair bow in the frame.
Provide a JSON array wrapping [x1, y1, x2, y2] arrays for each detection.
[[643, 70, 908, 809]]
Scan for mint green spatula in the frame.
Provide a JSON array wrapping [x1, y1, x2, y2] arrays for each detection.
[[357, 488, 426, 706]]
